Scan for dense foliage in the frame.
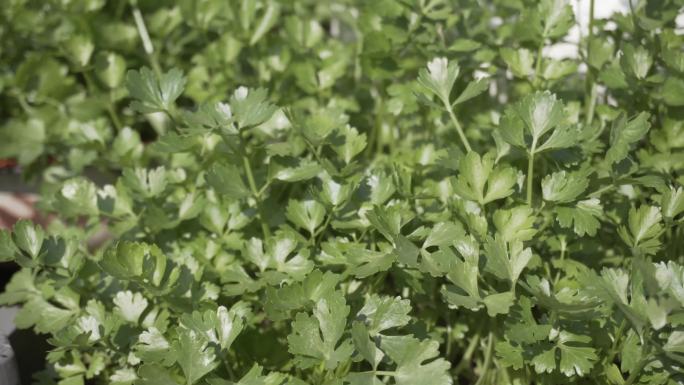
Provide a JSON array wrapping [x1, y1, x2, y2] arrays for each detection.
[[2, 0, 684, 384]]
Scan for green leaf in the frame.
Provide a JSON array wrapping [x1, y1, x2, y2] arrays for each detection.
[[286, 199, 326, 235], [244, 233, 313, 281], [483, 291, 515, 316], [180, 304, 246, 351], [12, 219, 44, 262], [270, 158, 322, 182], [173, 328, 219, 385], [663, 77, 684, 106], [95, 52, 126, 88], [319, 176, 352, 207], [126, 67, 186, 113], [538, 0, 575, 38], [135, 327, 173, 364], [365, 171, 396, 205], [206, 163, 251, 200], [555, 198, 603, 236], [357, 295, 412, 336], [484, 236, 532, 286], [15, 296, 76, 333], [122, 167, 168, 198], [380, 335, 452, 385], [493, 206, 537, 242], [64, 34, 94, 67], [501, 91, 578, 154], [332, 125, 367, 164], [618, 205, 663, 255], [452, 152, 517, 205], [208, 364, 286, 385], [422, 221, 464, 250], [0, 230, 17, 262], [442, 236, 482, 311], [249, 4, 280, 46], [504, 297, 552, 344], [56, 178, 99, 217], [113, 290, 148, 324], [417, 57, 460, 104], [606, 112, 651, 165], [515, 91, 565, 145], [100, 242, 186, 295], [541, 170, 589, 203], [621, 44, 653, 80], [500, 48, 535, 78], [664, 331, 684, 354], [287, 290, 353, 370], [295, 107, 347, 146], [542, 60, 578, 80], [264, 269, 340, 321], [662, 185, 684, 220], [320, 241, 395, 279], [137, 365, 181, 385], [395, 235, 420, 267], [230, 87, 277, 129], [351, 322, 384, 370], [110, 368, 136, 385], [495, 341, 525, 370], [532, 331, 598, 377], [452, 78, 489, 106], [184, 102, 237, 135], [593, 268, 647, 333]]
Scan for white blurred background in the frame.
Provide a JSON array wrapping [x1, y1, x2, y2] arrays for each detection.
[[548, 0, 684, 59]]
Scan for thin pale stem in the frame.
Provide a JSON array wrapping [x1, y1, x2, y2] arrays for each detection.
[[108, 91, 123, 130], [533, 39, 545, 88], [474, 332, 495, 385], [373, 371, 395, 377], [453, 332, 481, 376], [445, 102, 472, 152], [445, 310, 453, 358], [589, 185, 614, 198], [584, 0, 597, 125], [624, 356, 650, 385], [242, 152, 271, 239], [526, 150, 536, 205], [132, 6, 162, 76]]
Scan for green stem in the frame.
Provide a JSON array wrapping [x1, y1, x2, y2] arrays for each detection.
[[588, 183, 616, 198], [132, 6, 162, 76], [365, 86, 383, 157], [474, 332, 495, 385], [257, 180, 272, 197], [604, 319, 626, 365], [445, 103, 472, 152], [83, 72, 123, 131], [242, 153, 271, 239], [586, 0, 595, 70], [108, 91, 123, 130], [445, 311, 453, 358], [553, 237, 567, 285], [526, 150, 536, 205], [314, 211, 334, 245], [453, 332, 481, 376], [12, 92, 35, 114], [584, 0, 597, 125], [585, 83, 598, 125], [624, 356, 650, 385], [373, 371, 396, 377], [533, 39, 545, 88]]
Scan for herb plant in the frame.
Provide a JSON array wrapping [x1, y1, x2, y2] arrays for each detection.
[[1, 0, 684, 384]]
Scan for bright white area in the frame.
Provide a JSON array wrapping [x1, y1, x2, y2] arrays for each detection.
[[546, 0, 630, 59], [547, 0, 684, 60]]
